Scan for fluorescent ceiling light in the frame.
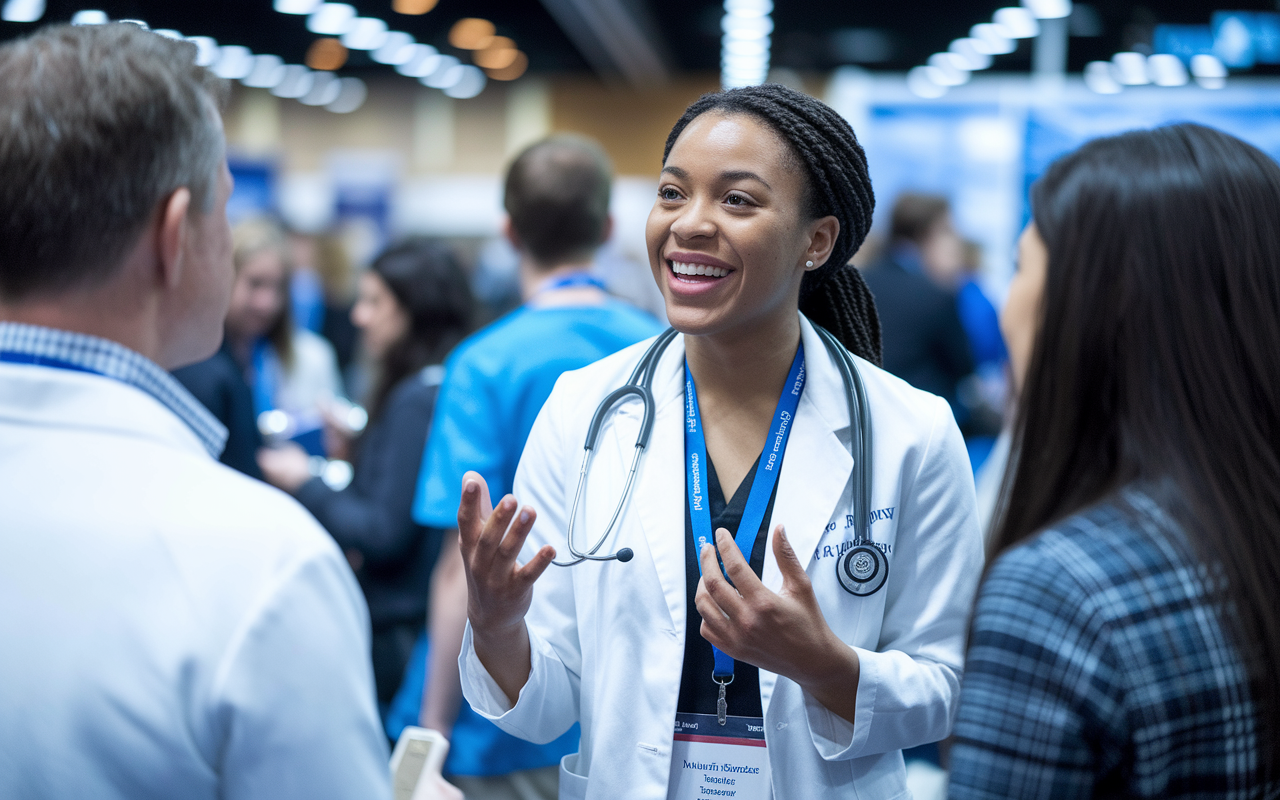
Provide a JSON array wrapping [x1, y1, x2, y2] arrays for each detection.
[[70, 9, 107, 25], [274, 0, 321, 13], [927, 52, 970, 85], [722, 14, 773, 38], [1084, 61, 1121, 94], [396, 44, 441, 77], [724, 0, 772, 18], [327, 77, 368, 112], [187, 36, 219, 66], [2, 0, 46, 23], [420, 55, 461, 88], [1111, 51, 1149, 85], [993, 7, 1039, 39], [341, 17, 388, 50], [1021, 0, 1071, 20], [444, 65, 487, 98], [1190, 53, 1226, 78], [723, 37, 768, 56], [213, 45, 254, 80], [372, 31, 415, 64], [243, 54, 286, 88], [1146, 53, 1188, 87], [300, 71, 341, 105], [272, 65, 314, 98], [970, 23, 1015, 54], [907, 65, 948, 98], [949, 38, 992, 70], [307, 3, 356, 35]]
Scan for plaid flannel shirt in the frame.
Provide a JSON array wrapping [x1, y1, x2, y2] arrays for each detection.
[[949, 488, 1268, 799], [0, 322, 227, 458]]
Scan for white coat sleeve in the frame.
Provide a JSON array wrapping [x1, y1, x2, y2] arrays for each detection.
[[458, 376, 583, 744], [214, 544, 391, 799], [802, 395, 984, 761]]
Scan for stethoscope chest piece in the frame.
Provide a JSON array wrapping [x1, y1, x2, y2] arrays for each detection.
[[836, 544, 888, 597]]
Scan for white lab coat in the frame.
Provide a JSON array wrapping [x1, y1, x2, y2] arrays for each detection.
[[460, 315, 984, 800], [0, 363, 390, 800]]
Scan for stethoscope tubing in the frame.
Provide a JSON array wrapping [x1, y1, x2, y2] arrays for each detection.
[[550, 325, 875, 571]]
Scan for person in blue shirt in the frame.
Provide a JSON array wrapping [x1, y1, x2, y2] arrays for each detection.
[[387, 134, 662, 799]]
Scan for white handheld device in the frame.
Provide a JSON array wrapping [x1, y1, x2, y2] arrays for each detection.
[[389, 726, 450, 800]]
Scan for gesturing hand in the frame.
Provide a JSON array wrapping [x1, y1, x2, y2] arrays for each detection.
[[456, 471, 556, 703], [695, 524, 861, 723], [457, 471, 556, 634]]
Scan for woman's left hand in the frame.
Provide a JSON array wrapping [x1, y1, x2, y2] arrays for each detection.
[[695, 525, 861, 723], [257, 443, 313, 493]]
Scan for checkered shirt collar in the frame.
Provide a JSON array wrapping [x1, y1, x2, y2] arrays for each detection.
[[0, 322, 228, 458]]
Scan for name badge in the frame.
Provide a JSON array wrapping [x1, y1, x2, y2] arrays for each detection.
[[667, 712, 770, 800]]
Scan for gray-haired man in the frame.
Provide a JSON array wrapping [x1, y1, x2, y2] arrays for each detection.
[[0, 23, 389, 800]]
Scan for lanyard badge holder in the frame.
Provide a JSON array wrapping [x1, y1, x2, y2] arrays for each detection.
[[813, 325, 889, 598], [684, 344, 806, 725]]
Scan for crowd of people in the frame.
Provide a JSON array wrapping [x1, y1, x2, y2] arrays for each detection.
[[2, 21, 1278, 800]]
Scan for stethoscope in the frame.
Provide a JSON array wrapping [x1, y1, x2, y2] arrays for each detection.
[[550, 324, 889, 598]]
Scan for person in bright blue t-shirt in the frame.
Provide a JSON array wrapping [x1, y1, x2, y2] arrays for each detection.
[[388, 134, 662, 799]]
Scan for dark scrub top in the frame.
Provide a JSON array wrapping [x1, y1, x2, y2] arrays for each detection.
[[677, 454, 776, 718]]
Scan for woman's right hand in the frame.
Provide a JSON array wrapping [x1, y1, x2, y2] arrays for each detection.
[[456, 471, 556, 703]]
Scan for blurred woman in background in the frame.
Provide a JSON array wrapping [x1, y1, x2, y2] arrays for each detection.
[[949, 124, 1280, 797], [223, 219, 344, 439], [258, 239, 474, 707]]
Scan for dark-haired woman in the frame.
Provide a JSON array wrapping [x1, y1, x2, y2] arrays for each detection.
[[948, 123, 1280, 799], [258, 240, 473, 705], [451, 85, 983, 799]]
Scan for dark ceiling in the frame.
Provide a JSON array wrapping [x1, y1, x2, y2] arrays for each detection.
[[2, 1, 1277, 78]]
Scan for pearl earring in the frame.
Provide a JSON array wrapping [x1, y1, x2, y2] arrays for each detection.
[[805, 260, 814, 267]]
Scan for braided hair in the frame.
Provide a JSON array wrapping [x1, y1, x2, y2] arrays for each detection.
[[662, 84, 882, 365]]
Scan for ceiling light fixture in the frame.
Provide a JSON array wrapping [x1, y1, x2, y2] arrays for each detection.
[[449, 18, 496, 50], [274, 0, 321, 14], [2, 0, 45, 23], [306, 37, 348, 71], [341, 17, 388, 50], [395, 44, 442, 77], [444, 65, 487, 98], [420, 55, 462, 88], [484, 51, 528, 81], [372, 31, 416, 65], [307, 3, 356, 36], [70, 9, 107, 25], [1084, 60, 1122, 93], [993, 7, 1039, 39], [272, 65, 314, 98], [243, 54, 287, 89], [392, 0, 438, 14], [1020, 0, 1071, 20]]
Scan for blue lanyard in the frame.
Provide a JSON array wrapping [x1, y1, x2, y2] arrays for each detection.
[[250, 339, 279, 418], [0, 351, 101, 375], [538, 272, 608, 293], [684, 343, 806, 682]]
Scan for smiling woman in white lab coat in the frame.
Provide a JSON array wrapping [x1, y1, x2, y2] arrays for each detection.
[[454, 85, 984, 800]]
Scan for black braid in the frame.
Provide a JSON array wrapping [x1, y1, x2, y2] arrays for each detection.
[[662, 84, 882, 366]]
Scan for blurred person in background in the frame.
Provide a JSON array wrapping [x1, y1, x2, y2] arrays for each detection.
[[949, 124, 1280, 797], [0, 23, 388, 800], [388, 134, 662, 800], [862, 192, 973, 420], [222, 219, 344, 429], [258, 239, 473, 711], [174, 219, 345, 472]]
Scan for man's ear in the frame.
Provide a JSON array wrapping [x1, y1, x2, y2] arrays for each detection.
[[600, 214, 614, 245], [158, 187, 192, 290], [502, 216, 521, 252]]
